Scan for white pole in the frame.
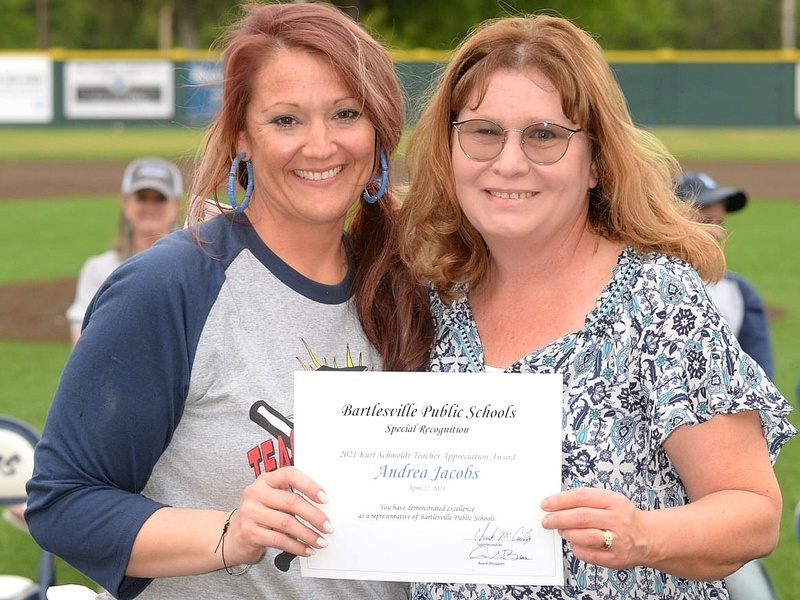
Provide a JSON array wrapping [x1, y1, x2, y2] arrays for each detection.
[[782, 0, 797, 49]]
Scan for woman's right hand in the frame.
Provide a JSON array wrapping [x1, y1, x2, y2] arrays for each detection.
[[126, 466, 332, 577], [224, 466, 333, 565]]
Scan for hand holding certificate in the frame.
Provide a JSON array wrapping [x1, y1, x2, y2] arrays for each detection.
[[294, 371, 564, 586]]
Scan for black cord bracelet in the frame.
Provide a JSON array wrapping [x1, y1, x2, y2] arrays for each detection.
[[214, 508, 252, 576]]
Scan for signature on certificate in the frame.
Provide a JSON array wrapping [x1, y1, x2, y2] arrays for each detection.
[[468, 521, 534, 562]]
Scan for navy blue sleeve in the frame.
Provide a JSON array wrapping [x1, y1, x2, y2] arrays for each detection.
[[730, 272, 775, 380], [25, 228, 229, 599]]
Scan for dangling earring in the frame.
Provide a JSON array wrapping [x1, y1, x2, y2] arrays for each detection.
[[228, 152, 254, 212], [124, 221, 133, 236], [362, 147, 389, 204]]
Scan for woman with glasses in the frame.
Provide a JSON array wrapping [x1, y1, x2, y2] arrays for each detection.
[[398, 14, 794, 600]]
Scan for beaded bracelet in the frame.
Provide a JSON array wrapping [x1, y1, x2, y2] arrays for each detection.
[[214, 508, 252, 576]]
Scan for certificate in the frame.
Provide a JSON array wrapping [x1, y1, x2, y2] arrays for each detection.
[[294, 370, 564, 586]]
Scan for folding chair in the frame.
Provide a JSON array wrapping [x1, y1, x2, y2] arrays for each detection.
[[0, 415, 55, 600]]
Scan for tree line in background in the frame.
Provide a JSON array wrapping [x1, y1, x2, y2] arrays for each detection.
[[0, 0, 793, 51]]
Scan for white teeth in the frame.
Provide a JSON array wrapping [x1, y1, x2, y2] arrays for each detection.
[[489, 190, 535, 199], [294, 166, 342, 181]]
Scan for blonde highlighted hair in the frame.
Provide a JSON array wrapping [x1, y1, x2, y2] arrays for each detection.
[[399, 14, 724, 304]]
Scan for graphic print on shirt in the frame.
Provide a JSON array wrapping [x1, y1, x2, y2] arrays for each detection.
[[248, 339, 370, 571]]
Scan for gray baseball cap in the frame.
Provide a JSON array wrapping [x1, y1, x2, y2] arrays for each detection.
[[676, 171, 747, 212], [121, 157, 183, 200]]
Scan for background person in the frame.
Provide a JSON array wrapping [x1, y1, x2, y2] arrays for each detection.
[[677, 171, 779, 599], [676, 171, 774, 377], [397, 13, 795, 600], [66, 156, 183, 346], [26, 3, 428, 600]]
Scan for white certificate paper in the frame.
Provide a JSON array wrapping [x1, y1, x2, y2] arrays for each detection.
[[294, 371, 564, 586]]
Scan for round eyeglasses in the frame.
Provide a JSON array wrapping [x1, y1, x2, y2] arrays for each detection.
[[452, 119, 582, 165]]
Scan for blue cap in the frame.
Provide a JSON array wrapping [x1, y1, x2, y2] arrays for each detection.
[[676, 171, 747, 212]]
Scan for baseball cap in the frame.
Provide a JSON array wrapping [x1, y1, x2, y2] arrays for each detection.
[[121, 157, 183, 200], [675, 171, 747, 212]]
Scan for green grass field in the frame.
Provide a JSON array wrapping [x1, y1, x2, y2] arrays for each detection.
[[0, 126, 207, 162], [1, 126, 799, 596]]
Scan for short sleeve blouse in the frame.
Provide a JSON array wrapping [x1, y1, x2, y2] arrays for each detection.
[[414, 247, 795, 600]]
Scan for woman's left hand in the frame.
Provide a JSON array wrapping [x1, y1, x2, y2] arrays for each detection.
[[540, 487, 648, 569], [540, 413, 782, 580]]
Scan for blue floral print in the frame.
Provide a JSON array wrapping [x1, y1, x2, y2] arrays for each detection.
[[412, 247, 795, 600]]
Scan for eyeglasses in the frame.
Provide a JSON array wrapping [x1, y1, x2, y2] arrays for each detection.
[[452, 118, 582, 165]]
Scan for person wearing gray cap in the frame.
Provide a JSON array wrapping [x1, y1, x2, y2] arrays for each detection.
[[65, 157, 183, 346], [677, 171, 778, 600]]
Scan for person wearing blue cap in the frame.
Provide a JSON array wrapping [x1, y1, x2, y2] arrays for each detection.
[[677, 171, 778, 600], [676, 171, 774, 380]]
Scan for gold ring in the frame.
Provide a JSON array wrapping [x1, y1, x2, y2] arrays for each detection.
[[601, 529, 613, 551]]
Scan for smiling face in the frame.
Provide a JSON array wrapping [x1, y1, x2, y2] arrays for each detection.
[[236, 48, 377, 234], [452, 68, 597, 248]]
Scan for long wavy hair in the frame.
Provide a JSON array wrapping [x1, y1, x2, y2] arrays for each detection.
[[399, 14, 725, 304], [188, 1, 431, 371]]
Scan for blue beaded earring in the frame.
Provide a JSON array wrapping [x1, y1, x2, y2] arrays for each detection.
[[227, 152, 253, 212], [361, 148, 389, 204]]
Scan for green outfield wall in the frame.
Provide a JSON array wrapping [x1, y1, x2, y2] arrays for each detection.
[[1, 49, 798, 127]]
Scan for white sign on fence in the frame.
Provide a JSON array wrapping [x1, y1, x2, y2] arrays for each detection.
[[0, 55, 53, 124], [64, 60, 174, 120]]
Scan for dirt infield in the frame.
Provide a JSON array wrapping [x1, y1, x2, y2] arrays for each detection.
[[1, 159, 797, 344], [2, 159, 798, 202]]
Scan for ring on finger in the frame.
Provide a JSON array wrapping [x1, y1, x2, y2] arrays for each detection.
[[600, 529, 613, 551]]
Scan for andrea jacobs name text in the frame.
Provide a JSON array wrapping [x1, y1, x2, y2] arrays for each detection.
[[374, 463, 480, 481]]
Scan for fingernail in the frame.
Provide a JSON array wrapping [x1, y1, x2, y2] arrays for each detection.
[[317, 490, 329, 504], [317, 537, 328, 548], [322, 520, 334, 534], [306, 547, 316, 556]]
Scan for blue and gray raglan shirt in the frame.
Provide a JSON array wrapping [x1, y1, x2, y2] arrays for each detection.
[[26, 214, 407, 600]]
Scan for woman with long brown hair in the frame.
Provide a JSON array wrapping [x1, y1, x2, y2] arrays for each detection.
[[27, 4, 428, 599]]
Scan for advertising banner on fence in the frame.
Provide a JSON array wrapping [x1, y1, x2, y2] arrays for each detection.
[[64, 60, 174, 120], [0, 55, 53, 124]]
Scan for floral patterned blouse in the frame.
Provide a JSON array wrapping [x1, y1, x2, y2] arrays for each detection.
[[411, 247, 795, 600]]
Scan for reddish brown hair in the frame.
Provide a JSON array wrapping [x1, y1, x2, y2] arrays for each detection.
[[189, 2, 431, 371]]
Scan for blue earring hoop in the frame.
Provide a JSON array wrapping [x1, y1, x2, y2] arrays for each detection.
[[362, 148, 389, 204], [228, 152, 253, 212]]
